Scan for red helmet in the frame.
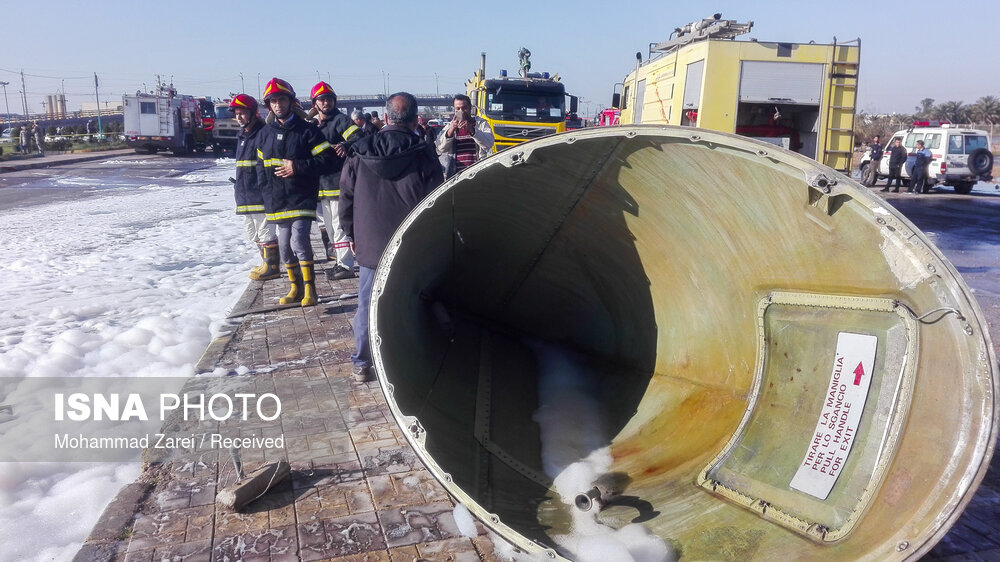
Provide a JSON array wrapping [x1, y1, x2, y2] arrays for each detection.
[[262, 77, 295, 102], [229, 94, 258, 113], [310, 81, 336, 101]]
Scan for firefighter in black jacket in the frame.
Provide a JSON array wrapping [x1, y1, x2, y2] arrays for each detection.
[[256, 77, 335, 307], [230, 94, 280, 280], [309, 81, 362, 280]]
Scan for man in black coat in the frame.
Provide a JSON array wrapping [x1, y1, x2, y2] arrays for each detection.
[[257, 77, 336, 307], [339, 92, 443, 382], [309, 81, 362, 280], [882, 137, 907, 193], [863, 135, 883, 187]]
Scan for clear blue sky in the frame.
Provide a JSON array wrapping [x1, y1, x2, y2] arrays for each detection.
[[2, 0, 998, 118]]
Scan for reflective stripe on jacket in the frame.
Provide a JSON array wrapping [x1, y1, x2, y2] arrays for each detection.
[[316, 110, 362, 198], [233, 120, 267, 215], [256, 114, 335, 223]]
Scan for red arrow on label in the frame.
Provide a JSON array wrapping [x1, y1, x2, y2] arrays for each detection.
[[853, 362, 866, 385]]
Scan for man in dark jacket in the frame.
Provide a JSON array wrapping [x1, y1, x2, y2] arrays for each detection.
[[351, 109, 377, 136], [309, 81, 362, 280], [882, 137, 907, 193], [909, 140, 932, 194], [231, 94, 279, 280], [863, 135, 883, 187], [256, 77, 335, 307], [339, 92, 443, 382]]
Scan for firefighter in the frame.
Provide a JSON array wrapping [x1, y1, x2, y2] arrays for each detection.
[[230, 94, 280, 281], [309, 81, 361, 280], [256, 77, 335, 307]]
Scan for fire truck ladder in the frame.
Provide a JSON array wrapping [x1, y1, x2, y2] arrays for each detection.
[[158, 98, 172, 136], [822, 38, 860, 174]]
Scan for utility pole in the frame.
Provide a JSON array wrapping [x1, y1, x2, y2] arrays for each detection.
[[240, 73, 245, 93], [20, 70, 29, 120], [94, 73, 103, 138], [0, 81, 10, 134], [435, 73, 439, 95]]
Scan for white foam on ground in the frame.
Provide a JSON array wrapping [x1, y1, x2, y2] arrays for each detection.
[[531, 342, 674, 562], [452, 502, 479, 538], [0, 159, 254, 560]]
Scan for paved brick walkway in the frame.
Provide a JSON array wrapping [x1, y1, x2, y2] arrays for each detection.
[[73, 229, 1000, 561], [75, 235, 507, 561]]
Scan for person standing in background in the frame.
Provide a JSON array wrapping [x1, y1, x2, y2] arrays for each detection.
[[883, 138, 907, 193], [230, 94, 280, 280], [436, 94, 494, 179], [309, 81, 361, 280], [909, 140, 932, 194], [256, 77, 335, 307], [863, 135, 882, 187], [339, 92, 443, 382]]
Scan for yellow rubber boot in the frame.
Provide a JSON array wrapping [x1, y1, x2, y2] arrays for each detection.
[[299, 261, 317, 307], [257, 241, 281, 280], [279, 263, 302, 305], [248, 244, 268, 279]]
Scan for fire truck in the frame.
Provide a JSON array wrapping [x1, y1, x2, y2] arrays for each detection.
[[615, 14, 860, 172], [597, 108, 620, 127], [466, 50, 578, 151], [123, 82, 210, 155]]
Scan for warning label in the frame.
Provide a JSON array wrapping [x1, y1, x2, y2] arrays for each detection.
[[789, 332, 878, 500]]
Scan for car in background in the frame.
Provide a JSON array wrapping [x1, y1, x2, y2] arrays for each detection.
[[860, 122, 994, 194]]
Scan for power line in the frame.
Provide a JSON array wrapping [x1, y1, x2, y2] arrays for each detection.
[[0, 67, 90, 80]]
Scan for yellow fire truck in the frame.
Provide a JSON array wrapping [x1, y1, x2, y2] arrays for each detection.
[[467, 51, 578, 151], [615, 14, 860, 172]]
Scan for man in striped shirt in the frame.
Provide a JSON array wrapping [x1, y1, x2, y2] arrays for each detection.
[[436, 94, 494, 178]]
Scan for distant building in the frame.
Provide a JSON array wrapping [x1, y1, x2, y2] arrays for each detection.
[[79, 101, 124, 115], [44, 94, 68, 119]]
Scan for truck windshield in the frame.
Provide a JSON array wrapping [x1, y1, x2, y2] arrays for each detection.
[[484, 90, 564, 122], [215, 106, 235, 120]]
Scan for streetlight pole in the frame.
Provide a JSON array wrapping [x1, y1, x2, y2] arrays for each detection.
[[0, 81, 10, 134], [94, 73, 103, 138], [240, 73, 245, 93]]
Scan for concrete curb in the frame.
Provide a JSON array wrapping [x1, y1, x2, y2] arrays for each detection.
[[77, 278, 262, 559], [194, 280, 262, 374], [0, 149, 135, 173], [71, 481, 154, 562]]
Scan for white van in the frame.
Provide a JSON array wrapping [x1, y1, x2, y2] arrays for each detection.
[[860, 122, 993, 194]]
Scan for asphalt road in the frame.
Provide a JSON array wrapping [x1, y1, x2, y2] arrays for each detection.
[[0, 152, 218, 209], [871, 186, 1000, 355]]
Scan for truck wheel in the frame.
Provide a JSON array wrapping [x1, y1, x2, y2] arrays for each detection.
[[967, 148, 993, 175], [954, 182, 974, 195], [212, 144, 223, 156], [173, 137, 192, 156]]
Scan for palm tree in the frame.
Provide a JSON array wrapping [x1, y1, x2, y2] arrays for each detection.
[[971, 95, 1000, 136], [933, 101, 970, 124]]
